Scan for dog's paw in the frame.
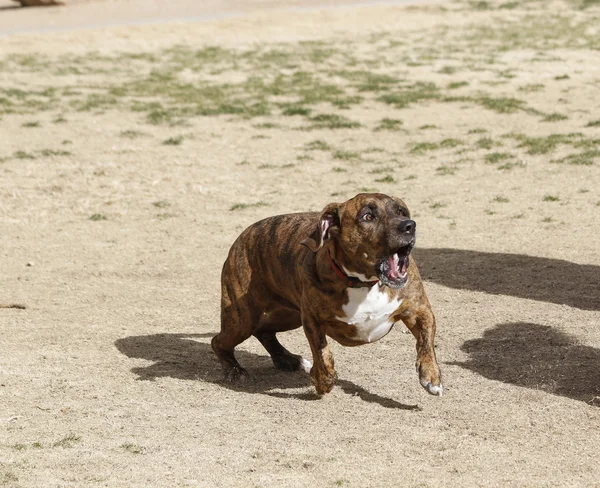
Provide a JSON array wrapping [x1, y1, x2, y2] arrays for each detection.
[[311, 370, 336, 396], [299, 357, 312, 373], [416, 359, 443, 396], [420, 379, 444, 396]]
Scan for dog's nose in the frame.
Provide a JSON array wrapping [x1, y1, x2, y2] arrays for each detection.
[[398, 219, 416, 234]]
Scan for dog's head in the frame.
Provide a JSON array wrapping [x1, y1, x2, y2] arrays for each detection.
[[302, 193, 416, 289]]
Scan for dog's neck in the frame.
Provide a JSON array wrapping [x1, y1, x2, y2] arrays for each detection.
[[324, 250, 378, 289]]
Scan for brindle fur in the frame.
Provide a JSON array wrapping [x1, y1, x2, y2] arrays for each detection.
[[212, 193, 442, 396]]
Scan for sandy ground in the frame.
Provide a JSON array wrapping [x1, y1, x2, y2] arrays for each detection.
[[1, 0, 600, 487]]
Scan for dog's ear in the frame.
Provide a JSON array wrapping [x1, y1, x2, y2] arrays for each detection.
[[300, 203, 340, 252], [391, 196, 411, 218]]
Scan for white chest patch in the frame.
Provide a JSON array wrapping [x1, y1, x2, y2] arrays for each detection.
[[335, 284, 402, 343]]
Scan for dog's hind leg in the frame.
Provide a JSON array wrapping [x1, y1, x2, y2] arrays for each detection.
[[254, 305, 311, 372], [213, 278, 264, 383]]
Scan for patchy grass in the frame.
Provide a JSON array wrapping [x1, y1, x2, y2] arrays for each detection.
[[89, 213, 108, 221], [485, 152, 513, 164], [410, 142, 439, 154], [152, 200, 170, 208], [162, 135, 184, 145], [542, 113, 568, 122], [440, 138, 463, 148], [586, 119, 600, 127], [374, 175, 395, 183], [436, 165, 457, 175], [518, 84, 545, 92], [13, 150, 36, 160], [39, 149, 71, 157], [378, 82, 440, 108], [304, 139, 331, 151], [555, 150, 599, 165], [476, 137, 496, 149], [493, 196, 510, 203], [333, 150, 361, 160], [22, 120, 40, 128], [230, 201, 270, 211], [120, 130, 147, 139], [419, 124, 438, 130], [53, 434, 82, 448], [509, 133, 583, 155], [448, 81, 469, 89], [543, 194, 560, 202], [308, 113, 361, 129], [374, 118, 404, 131], [281, 105, 312, 116], [121, 443, 145, 455], [430, 201, 447, 209]]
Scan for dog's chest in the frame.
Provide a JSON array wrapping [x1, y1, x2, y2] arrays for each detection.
[[335, 284, 402, 343]]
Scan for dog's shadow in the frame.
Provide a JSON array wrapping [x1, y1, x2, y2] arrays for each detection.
[[451, 322, 600, 406], [114, 333, 420, 410]]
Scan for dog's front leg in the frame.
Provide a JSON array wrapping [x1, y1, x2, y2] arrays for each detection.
[[302, 315, 336, 395], [403, 307, 443, 396]]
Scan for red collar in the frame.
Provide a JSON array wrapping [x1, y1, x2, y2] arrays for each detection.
[[327, 251, 379, 288]]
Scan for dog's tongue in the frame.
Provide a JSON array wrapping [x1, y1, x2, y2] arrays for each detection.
[[387, 253, 409, 280], [387, 254, 401, 280]]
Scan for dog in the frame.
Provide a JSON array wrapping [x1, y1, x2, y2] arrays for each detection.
[[212, 193, 443, 396]]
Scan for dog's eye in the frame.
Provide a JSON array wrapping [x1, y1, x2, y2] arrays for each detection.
[[398, 207, 408, 217], [362, 213, 375, 222]]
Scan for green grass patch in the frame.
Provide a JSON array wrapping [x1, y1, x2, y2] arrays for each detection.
[[230, 201, 270, 211], [53, 434, 81, 448], [543, 194, 560, 202], [440, 138, 463, 148], [375, 175, 395, 183], [555, 149, 599, 165], [163, 136, 184, 145], [476, 137, 496, 150], [410, 142, 439, 154], [13, 150, 36, 160], [89, 213, 108, 221], [120, 130, 147, 139], [586, 119, 600, 127], [152, 200, 170, 208], [436, 165, 457, 175], [511, 133, 582, 155], [308, 113, 361, 129], [448, 81, 469, 89], [542, 113, 568, 122], [375, 118, 404, 131], [304, 139, 331, 151], [493, 196, 510, 203], [485, 152, 512, 164], [39, 149, 71, 157], [378, 82, 440, 108], [22, 120, 40, 128], [333, 150, 360, 160], [281, 105, 312, 116]]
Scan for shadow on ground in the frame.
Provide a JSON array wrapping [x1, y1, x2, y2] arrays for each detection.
[[115, 333, 421, 410], [414, 248, 600, 311], [451, 322, 600, 406]]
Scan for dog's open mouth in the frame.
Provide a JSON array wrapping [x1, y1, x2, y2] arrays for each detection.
[[377, 245, 413, 288]]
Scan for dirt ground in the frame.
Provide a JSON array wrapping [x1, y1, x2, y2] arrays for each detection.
[[1, 0, 600, 486]]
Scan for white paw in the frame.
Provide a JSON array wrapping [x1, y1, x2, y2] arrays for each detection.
[[420, 378, 443, 396], [299, 357, 312, 373]]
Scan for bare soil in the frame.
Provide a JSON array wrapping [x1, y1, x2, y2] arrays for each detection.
[[1, 0, 599, 487]]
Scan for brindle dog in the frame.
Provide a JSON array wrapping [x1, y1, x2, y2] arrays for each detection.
[[212, 193, 443, 396]]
